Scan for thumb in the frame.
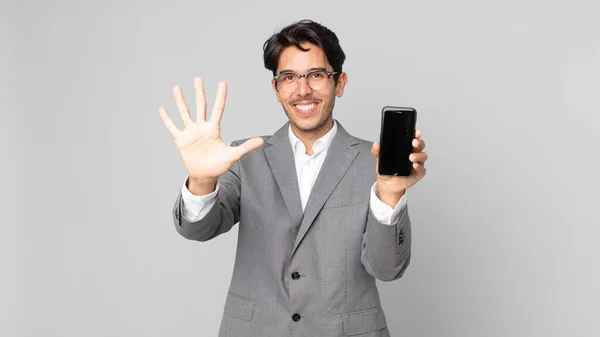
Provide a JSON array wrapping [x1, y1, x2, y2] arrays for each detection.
[[234, 137, 265, 159], [371, 142, 380, 157], [371, 142, 381, 174]]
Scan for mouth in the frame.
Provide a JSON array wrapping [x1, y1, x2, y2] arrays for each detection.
[[292, 102, 319, 116]]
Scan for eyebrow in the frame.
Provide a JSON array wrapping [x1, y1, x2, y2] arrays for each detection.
[[277, 67, 329, 75]]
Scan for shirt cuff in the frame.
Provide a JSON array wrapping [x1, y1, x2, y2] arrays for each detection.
[[180, 176, 219, 222], [369, 182, 407, 225]]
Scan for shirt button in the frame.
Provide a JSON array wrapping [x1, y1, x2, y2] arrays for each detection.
[[292, 313, 301, 322], [291, 272, 300, 280]]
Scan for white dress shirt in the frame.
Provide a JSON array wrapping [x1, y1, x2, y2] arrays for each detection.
[[180, 121, 407, 225]]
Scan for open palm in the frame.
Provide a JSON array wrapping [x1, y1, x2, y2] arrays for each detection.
[[159, 77, 264, 182]]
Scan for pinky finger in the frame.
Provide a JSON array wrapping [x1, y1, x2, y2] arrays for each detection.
[[412, 162, 426, 178], [159, 107, 181, 137]]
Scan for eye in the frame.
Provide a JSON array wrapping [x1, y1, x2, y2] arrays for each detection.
[[280, 74, 296, 82], [310, 72, 325, 79]]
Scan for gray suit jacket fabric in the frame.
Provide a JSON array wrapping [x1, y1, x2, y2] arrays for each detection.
[[172, 120, 412, 337]]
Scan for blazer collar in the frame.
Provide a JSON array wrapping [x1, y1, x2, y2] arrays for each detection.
[[265, 119, 361, 257], [266, 119, 359, 148]]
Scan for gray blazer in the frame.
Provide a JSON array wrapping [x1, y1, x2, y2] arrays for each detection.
[[172, 120, 412, 337]]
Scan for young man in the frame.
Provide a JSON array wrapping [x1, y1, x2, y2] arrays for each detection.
[[159, 19, 427, 337]]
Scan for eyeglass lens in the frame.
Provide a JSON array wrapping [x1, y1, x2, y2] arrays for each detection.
[[278, 71, 330, 91]]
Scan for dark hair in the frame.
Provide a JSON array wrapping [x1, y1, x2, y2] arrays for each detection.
[[263, 19, 346, 82]]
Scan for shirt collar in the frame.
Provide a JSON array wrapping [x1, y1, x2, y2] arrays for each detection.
[[288, 120, 338, 157]]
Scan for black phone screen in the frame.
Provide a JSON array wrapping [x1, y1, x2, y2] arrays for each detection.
[[378, 107, 416, 176]]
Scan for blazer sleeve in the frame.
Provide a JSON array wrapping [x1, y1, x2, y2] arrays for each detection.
[[172, 142, 242, 242], [360, 204, 412, 282]]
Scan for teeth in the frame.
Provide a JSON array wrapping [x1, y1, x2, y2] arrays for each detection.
[[296, 104, 315, 111]]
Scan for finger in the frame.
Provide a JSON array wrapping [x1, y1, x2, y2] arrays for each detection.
[[409, 152, 428, 163], [415, 129, 422, 139], [210, 82, 227, 124], [412, 162, 427, 179], [194, 77, 207, 122], [371, 142, 380, 157], [158, 107, 181, 137], [370, 142, 381, 173], [412, 139, 425, 152], [173, 85, 192, 128], [234, 137, 264, 159]]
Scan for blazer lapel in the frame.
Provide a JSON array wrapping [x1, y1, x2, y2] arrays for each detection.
[[291, 121, 360, 256], [264, 122, 304, 229]]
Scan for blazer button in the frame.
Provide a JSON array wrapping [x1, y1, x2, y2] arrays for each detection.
[[292, 313, 301, 322], [175, 209, 180, 220], [291, 272, 300, 280]]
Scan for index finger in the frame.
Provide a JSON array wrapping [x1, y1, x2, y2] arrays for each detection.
[[210, 82, 227, 124]]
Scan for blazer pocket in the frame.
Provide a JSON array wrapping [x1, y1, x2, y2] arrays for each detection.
[[223, 292, 255, 322], [322, 199, 367, 210], [342, 307, 387, 336]]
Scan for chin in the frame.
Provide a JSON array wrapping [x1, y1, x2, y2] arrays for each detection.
[[295, 122, 319, 132], [283, 104, 332, 133], [294, 117, 331, 133]]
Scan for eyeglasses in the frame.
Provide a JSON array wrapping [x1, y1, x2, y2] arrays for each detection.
[[274, 69, 338, 92]]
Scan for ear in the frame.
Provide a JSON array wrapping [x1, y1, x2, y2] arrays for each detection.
[[335, 72, 348, 97], [271, 79, 281, 103]]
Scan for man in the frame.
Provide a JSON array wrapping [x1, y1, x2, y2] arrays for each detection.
[[159, 19, 427, 337]]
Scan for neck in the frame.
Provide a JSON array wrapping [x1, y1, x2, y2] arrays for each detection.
[[291, 118, 334, 156]]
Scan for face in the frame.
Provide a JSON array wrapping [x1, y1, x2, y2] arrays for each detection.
[[271, 42, 347, 138]]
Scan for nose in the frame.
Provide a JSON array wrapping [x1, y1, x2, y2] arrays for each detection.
[[297, 76, 312, 96]]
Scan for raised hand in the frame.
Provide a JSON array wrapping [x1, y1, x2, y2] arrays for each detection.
[[371, 130, 428, 207], [159, 77, 264, 195]]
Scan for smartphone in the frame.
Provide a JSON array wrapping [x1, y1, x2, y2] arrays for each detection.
[[378, 106, 417, 177]]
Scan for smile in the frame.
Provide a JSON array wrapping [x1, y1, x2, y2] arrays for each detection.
[[296, 103, 316, 111], [293, 102, 318, 115]]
